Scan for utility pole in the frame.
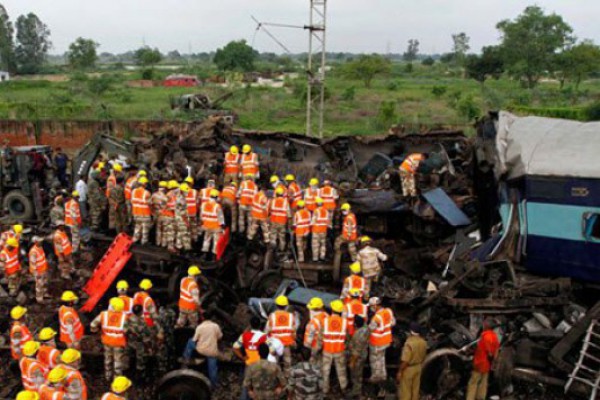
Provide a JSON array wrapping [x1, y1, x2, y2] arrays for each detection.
[[306, 0, 327, 139]]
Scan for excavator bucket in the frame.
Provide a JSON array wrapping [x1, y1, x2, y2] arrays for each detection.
[[80, 233, 133, 313]]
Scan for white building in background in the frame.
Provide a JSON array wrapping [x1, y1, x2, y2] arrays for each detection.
[[0, 71, 9, 82]]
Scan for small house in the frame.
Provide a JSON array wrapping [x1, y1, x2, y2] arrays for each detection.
[[163, 74, 200, 87], [0, 71, 10, 82]]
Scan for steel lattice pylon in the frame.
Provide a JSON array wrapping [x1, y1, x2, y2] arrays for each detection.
[[306, 0, 327, 138]]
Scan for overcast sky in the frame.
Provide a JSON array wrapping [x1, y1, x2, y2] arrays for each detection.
[[2, 0, 599, 55]]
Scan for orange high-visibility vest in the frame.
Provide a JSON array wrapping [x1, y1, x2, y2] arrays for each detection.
[[241, 153, 259, 176], [304, 188, 319, 212], [345, 275, 366, 298], [101, 393, 125, 400], [10, 321, 33, 360], [239, 180, 257, 206], [1, 246, 20, 275], [54, 230, 72, 257], [269, 310, 295, 346], [64, 366, 88, 400], [270, 197, 290, 225], [29, 244, 48, 275], [40, 384, 66, 400], [106, 174, 116, 197], [303, 311, 327, 349], [186, 189, 199, 216], [179, 277, 199, 311], [322, 315, 347, 354], [220, 185, 237, 203], [201, 201, 222, 230], [119, 295, 133, 315], [293, 209, 312, 237], [319, 186, 337, 211], [342, 213, 358, 241], [275, 183, 288, 198], [163, 190, 177, 217], [400, 153, 425, 174], [101, 311, 127, 348], [20, 357, 44, 391], [37, 345, 61, 371], [199, 188, 213, 203], [251, 191, 269, 220], [133, 291, 155, 327], [312, 207, 329, 234], [131, 187, 151, 217], [65, 199, 82, 227], [287, 182, 303, 208], [345, 299, 368, 336], [370, 308, 394, 346], [124, 176, 137, 200], [59, 306, 84, 344], [224, 152, 241, 174]]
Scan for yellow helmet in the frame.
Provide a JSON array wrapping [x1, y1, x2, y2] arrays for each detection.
[[111, 376, 133, 394], [16, 391, 40, 400], [270, 175, 279, 184], [184, 176, 194, 184], [285, 174, 295, 182], [110, 297, 125, 312], [275, 295, 289, 307], [168, 180, 179, 189], [138, 170, 147, 177], [13, 224, 23, 233], [330, 300, 344, 313], [113, 163, 123, 172], [139, 279, 153, 290], [360, 236, 372, 243], [48, 367, 67, 383], [307, 297, 324, 310], [61, 290, 78, 302], [11, 306, 27, 320], [230, 181, 238, 187], [242, 144, 251, 154], [159, 181, 168, 188], [230, 145, 239, 154], [138, 177, 149, 185], [97, 162, 105, 170], [349, 262, 361, 274], [309, 178, 319, 186], [179, 183, 190, 192], [297, 200, 305, 208], [116, 280, 129, 291], [38, 327, 57, 341], [72, 190, 80, 197], [22, 341, 40, 357], [315, 197, 323, 205], [349, 288, 362, 297], [188, 265, 201, 276], [6, 237, 18, 247], [210, 189, 220, 198], [341, 203, 351, 211], [275, 186, 285, 195], [61, 348, 81, 364]]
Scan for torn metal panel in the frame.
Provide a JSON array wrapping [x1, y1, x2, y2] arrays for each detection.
[[422, 188, 472, 227]]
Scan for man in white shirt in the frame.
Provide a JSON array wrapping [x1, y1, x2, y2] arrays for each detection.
[[75, 175, 88, 220]]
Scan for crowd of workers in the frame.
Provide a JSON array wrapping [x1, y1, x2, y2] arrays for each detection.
[[4, 143, 501, 400]]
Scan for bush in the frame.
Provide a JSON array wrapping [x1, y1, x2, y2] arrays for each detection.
[[446, 89, 463, 108], [375, 100, 397, 130], [88, 75, 115, 96], [341, 86, 356, 101], [386, 81, 399, 91], [456, 95, 481, 121], [431, 85, 447, 98], [422, 57, 435, 66], [404, 63, 414, 74], [141, 68, 155, 80], [585, 101, 600, 121]]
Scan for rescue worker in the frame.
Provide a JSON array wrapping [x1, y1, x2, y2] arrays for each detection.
[[53, 221, 74, 280], [341, 262, 366, 302], [238, 174, 257, 234], [357, 236, 388, 297], [343, 288, 368, 336], [28, 236, 49, 304], [65, 191, 82, 253], [233, 317, 267, 400], [102, 376, 133, 400], [116, 280, 133, 315], [123, 170, 138, 224], [59, 291, 84, 350], [133, 279, 158, 327], [368, 297, 396, 383], [91, 297, 128, 381], [348, 315, 370, 399], [175, 183, 192, 251], [37, 328, 61, 371], [184, 177, 200, 241], [163, 180, 179, 250], [60, 349, 88, 400], [88, 170, 107, 230], [201, 189, 225, 257], [0, 223, 22, 249], [303, 297, 327, 364], [20, 341, 45, 391], [1, 237, 22, 296], [396, 322, 428, 400], [50, 196, 65, 227], [311, 197, 329, 262], [320, 299, 349, 395], [108, 175, 127, 234], [223, 145, 241, 184], [106, 163, 121, 199], [242, 343, 286, 400], [151, 181, 169, 246], [269, 186, 291, 251], [248, 188, 270, 244], [220, 181, 238, 232], [285, 174, 303, 210], [40, 367, 68, 400], [270, 175, 287, 197], [199, 179, 217, 205], [240, 144, 259, 179], [466, 318, 500, 400], [304, 178, 320, 212], [292, 200, 311, 263], [176, 266, 202, 328], [288, 359, 323, 400], [10, 306, 33, 360], [131, 177, 152, 245], [265, 295, 298, 377], [124, 305, 152, 379], [399, 153, 427, 198], [333, 203, 358, 273], [319, 179, 339, 223]]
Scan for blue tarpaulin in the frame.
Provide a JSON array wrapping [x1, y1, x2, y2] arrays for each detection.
[[423, 188, 471, 227]]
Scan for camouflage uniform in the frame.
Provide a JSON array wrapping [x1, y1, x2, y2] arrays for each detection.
[[156, 307, 177, 374], [88, 177, 107, 230], [311, 233, 327, 261], [175, 193, 192, 251], [50, 201, 65, 227], [321, 352, 348, 394], [221, 193, 238, 233], [243, 359, 286, 400], [288, 361, 323, 400], [124, 313, 153, 374], [90, 312, 127, 381], [248, 218, 270, 244], [151, 190, 169, 246], [28, 244, 48, 303], [348, 325, 370, 398], [357, 245, 388, 296], [163, 190, 178, 251], [0, 252, 21, 296], [400, 170, 417, 197], [238, 205, 252, 234], [270, 223, 288, 252], [109, 184, 128, 233]]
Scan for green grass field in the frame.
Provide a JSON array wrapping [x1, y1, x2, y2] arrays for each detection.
[[1, 64, 599, 136]]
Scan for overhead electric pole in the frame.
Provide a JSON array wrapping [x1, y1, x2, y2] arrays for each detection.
[[306, 0, 327, 139]]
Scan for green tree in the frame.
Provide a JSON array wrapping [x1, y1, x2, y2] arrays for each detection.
[[421, 56, 435, 66], [497, 5, 574, 88], [67, 37, 99, 70], [403, 39, 419, 62], [465, 46, 504, 86], [213, 40, 258, 72], [0, 4, 15, 72], [134, 46, 162, 67], [555, 41, 600, 90], [342, 54, 391, 88], [14, 13, 51, 74], [452, 32, 470, 66]]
